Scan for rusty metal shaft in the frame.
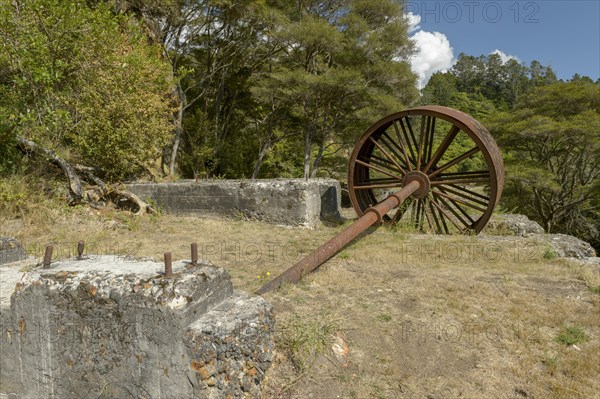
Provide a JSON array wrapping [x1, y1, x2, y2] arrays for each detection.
[[256, 180, 421, 295]]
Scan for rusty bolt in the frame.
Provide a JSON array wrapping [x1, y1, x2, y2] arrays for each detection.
[[43, 245, 53, 268], [191, 243, 198, 265], [77, 241, 85, 260], [164, 252, 173, 278]]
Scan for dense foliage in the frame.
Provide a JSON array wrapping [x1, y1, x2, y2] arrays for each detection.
[[490, 82, 600, 249], [0, 0, 174, 180], [1, 1, 598, 249]]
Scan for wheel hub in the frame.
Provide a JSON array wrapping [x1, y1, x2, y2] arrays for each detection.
[[402, 171, 430, 199]]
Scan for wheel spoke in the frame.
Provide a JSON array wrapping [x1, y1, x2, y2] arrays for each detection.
[[430, 178, 490, 185], [429, 197, 465, 232], [391, 198, 411, 223], [392, 121, 414, 170], [424, 125, 460, 172], [428, 201, 442, 233], [433, 184, 489, 206], [436, 170, 490, 180], [443, 193, 476, 224], [417, 115, 426, 170], [355, 159, 403, 180], [426, 116, 436, 166], [428, 147, 481, 178], [413, 198, 421, 228], [368, 137, 406, 175], [369, 154, 405, 175], [379, 132, 411, 170], [418, 199, 426, 230], [360, 177, 403, 184], [436, 199, 450, 233], [354, 182, 403, 190], [423, 200, 434, 231], [432, 189, 487, 213], [398, 118, 418, 164], [447, 183, 490, 201], [434, 193, 473, 230]]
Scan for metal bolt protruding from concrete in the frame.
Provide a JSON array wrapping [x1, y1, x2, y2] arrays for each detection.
[[191, 242, 198, 265], [43, 245, 53, 268], [77, 241, 85, 260], [164, 252, 172, 278]]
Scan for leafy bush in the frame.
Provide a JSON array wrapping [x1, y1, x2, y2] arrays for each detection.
[[0, 0, 173, 181]]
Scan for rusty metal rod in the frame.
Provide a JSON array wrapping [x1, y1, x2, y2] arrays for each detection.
[[77, 241, 85, 260], [43, 245, 53, 268], [191, 242, 198, 265], [256, 180, 421, 295], [164, 252, 173, 278]]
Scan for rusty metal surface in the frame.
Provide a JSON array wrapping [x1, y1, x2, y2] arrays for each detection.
[[255, 181, 420, 295], [191, 242, 198, 265], [348, 105, 504, 233], [77, 241, 85, 260], [43, 245, 53, 268], [257, 106, 504, 294], [164, 252, 173, 278]]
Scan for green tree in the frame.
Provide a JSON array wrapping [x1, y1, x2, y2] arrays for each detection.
[[451, 53, 485, 95], [421, 72, 458, 106], [254, 0, 417, 179], [490, 81, 600, 248]]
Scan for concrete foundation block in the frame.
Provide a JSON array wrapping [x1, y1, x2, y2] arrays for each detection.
[[126, 178, 342, 227], [0, 256, 273, 398]]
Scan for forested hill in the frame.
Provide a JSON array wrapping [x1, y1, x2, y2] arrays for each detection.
[[0, 1, 598, 249]]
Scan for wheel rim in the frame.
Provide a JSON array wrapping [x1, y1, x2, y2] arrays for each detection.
[[348, 105, 504, 234]]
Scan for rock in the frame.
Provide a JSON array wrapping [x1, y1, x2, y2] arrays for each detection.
[[484, 214, 545, 236], [544, 234, 597, 259], [331, 333, 350, 367], [0, 237, 26, 265]]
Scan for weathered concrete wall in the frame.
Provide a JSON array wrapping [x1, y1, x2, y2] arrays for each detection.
[[0, 238, 26, 266], [126, 179, 342, 227], [0, 256, 273, 398]]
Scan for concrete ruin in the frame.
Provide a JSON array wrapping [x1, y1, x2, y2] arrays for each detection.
[[126, 179, 342, 227], [0, 256, 273, 398], [0, 238, 26, 266]]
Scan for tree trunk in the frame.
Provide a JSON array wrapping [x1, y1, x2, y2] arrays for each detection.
[[252, 143, 270, 179], [303, 95, 313, 180], [310, 140, 326, 178], [169, 83, 186, 176], [16, 137, 84, 204], [16, 137, 156, 215]]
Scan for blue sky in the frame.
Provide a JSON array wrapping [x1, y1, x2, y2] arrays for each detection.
[[405, 0, 600, 86]]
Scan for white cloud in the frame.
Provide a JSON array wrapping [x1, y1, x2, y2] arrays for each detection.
[[491, 49, 520, 64], [410, 30, 455, 88], [406, 12, 421, 33]]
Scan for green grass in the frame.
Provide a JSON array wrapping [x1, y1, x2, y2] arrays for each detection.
[[543, 247, 558, 260], [277, 311, 340, 372], [376, 313, 392, 322], [555, 326, 587, 346]]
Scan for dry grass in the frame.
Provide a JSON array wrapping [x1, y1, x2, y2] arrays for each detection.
[[1, 208, 599, 399]]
